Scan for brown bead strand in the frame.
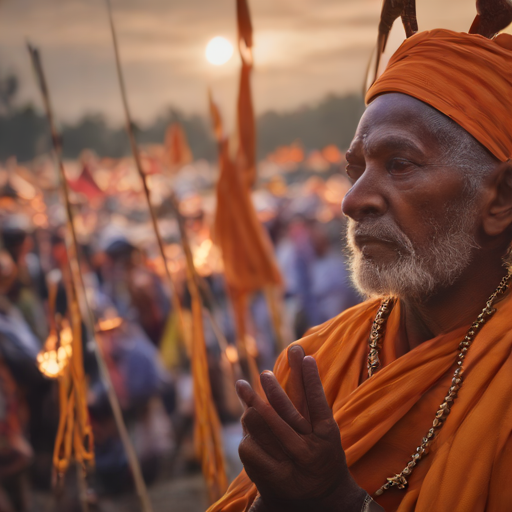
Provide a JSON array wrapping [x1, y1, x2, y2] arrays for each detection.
[[367, 297, 395, 379], [367, 271, 512, 497]]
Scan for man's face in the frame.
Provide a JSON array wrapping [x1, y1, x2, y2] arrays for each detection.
[[342, 93, 483, 301]]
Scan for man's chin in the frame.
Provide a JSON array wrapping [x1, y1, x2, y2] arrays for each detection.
[[351, 251, 400, 275], [358, 243, 404, 266], [349, 256, 436, 301]]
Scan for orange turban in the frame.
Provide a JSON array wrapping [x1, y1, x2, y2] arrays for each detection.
[[366, 29, 512, 162]]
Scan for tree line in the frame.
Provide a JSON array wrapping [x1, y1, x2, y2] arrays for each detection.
[[0, 72, 364, 163]]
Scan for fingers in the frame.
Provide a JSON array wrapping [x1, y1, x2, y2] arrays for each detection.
[[287, 345, 310, 423], [241, 407, 287, 461], [302, 356, 333, 429], [260, 371, 312, 435], [239, 432, 282, 483], [236, 379, 260, 409], [236, 379, 306, 456]]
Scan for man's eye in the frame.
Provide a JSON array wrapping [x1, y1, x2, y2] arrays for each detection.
[[345, 164, 364, 181], [386, 158, 415, 175]]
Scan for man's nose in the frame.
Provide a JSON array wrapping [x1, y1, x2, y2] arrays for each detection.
[[341, 171, 387, 221]]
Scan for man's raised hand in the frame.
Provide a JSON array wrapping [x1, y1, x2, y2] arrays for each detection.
[[236, 345, 367, 512]]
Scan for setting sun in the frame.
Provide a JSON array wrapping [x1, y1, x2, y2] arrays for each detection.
[[205, 36, 234, 66]]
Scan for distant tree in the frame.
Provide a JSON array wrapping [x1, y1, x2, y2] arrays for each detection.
[[0, 105, 49, 161], [61, 114, 129, 158], [0, 73, 19, 115], [257, 93, 365, 157], [0, 67, 364, 164]]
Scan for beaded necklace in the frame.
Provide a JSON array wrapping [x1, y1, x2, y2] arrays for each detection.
[[367, 271, 512, 496]]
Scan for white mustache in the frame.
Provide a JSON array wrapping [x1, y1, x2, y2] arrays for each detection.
[[347, 218, 415, 255]]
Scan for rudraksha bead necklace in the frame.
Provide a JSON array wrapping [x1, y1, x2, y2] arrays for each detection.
[[366, 270, 512, 496]]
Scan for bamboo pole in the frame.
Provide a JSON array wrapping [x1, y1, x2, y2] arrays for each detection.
[[76, 462, 90, 512], [27, 43, 153, 512], [168, 192, 228, 500], [103, 0, 184, 330], [104, 0, 240, 393], [104, 1, 231, 498]]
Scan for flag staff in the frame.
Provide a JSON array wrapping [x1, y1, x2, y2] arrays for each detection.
[[104, 0, 228, 500], [104, 0, 184, 330], [27, 43, 154, 512]]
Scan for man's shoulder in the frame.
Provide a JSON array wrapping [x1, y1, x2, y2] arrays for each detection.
[[284, 299, 381, 360], [306, 299, 382, 339], [274, 299, 382, 381]]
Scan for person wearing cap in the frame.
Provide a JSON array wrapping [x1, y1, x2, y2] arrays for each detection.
[[208, 23, 512, 512]]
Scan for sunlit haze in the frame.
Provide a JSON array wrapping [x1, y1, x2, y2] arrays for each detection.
[[1, 0, 509, 124], [205, 36, 234, 66]]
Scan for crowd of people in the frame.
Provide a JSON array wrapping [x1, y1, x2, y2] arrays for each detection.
[[0, 153, 359, 511]]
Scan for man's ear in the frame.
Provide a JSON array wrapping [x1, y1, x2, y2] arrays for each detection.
[[483, 160, 512, 237]]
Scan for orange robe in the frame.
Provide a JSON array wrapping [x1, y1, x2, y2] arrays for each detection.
[[208, 292, 512, 511]]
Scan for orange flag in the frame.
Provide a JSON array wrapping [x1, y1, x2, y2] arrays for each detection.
[[236, 61, 256, 189], [213, 134, 281, 292], [236, 0, 253, 50], [164, 122, 193, 170], [175, 195, 228, 503], [210, 92, 280, 392], [211, 0, 284, 390], [212, 0, 281, 294], [236, 0, 256, 188], [190, 289, 228, 503], [209, 89, 224, 142]]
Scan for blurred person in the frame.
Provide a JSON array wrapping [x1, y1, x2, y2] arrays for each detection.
[[1, 216, 48, 343], [209, 29, 512, 512], [277, 215, 359, 338], [285, 216, 319, 337], [0, 249, 34, 512], [88, 314, 173, 494], [310, 223, 360, 324], [101, 237, 171, 347]]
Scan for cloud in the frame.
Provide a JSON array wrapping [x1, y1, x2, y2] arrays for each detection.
[[0, 0, 482, 123]]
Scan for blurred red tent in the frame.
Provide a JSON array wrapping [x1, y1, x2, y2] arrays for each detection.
[[67, 163, 104, 201]]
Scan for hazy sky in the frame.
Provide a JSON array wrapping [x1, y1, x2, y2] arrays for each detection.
[[0, 0, 505, 125]]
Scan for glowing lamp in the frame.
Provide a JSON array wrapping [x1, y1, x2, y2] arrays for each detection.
[[37, 323, 73, 379]]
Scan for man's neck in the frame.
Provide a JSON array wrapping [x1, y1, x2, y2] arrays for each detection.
[[397, 255, 509, 354]]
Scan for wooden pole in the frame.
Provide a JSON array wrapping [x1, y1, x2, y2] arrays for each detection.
[[103, 0, 184, 330], [27, 43, 154, 512], [104, 1, 230, 498], [168, 192, 228, 500]]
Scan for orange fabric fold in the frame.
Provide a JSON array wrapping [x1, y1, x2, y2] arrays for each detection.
[[213, 137, 281, 292], [208, 293, 512, 512], [366, 29, 512, 162]]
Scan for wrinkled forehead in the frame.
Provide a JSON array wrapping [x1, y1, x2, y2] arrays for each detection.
[[349, 93, 450, 155]]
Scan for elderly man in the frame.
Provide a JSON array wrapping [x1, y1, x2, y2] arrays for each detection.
[[209, 28, 512, 512]]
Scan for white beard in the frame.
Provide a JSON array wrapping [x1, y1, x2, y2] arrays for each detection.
[[346, 203, 480, 301]]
